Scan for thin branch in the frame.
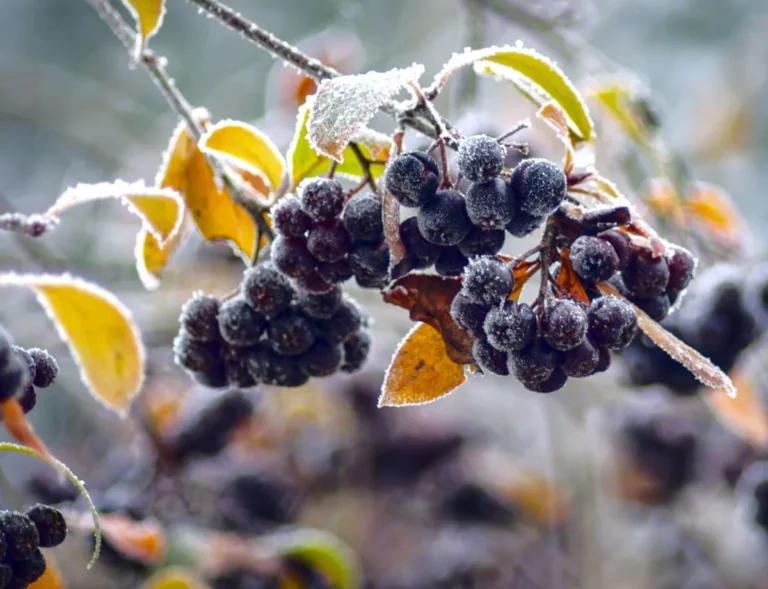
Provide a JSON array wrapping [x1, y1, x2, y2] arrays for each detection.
[[0, 213, 57, 238], [348, 143, 377, 193]]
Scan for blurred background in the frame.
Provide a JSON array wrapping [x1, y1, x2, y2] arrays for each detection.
[[2, 0, 768, 587]]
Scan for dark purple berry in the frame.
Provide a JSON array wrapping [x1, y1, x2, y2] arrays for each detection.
[[19, 385, 36, 413], [348, 241, 390, 280], [179, 293, 220, 342], [505, 209, 545, 238], [457, 135, 505, 182], [522, 367, 568, 393], [598, 229, 632, 270], [341, 330, 371, 373], [633, 294, 670, 322], [217, 297, 266, 346], [511, 158, 566, 216], [191, 364, 228, 389], [10, 548, 46, 585], [173, 332, 221, 373], [354, 272, 388, 290], [570, 235, 619, 282], [316, 258, 354, 284], [542, 299, 588, 351], [385, 151, 440, 207], [271, 236, 316, 278], [461, 256, 513, 306], [267, 310, 316, 356], [435, 247, 468, 277], [622, 249, 670, 298], [417, 190, 472, 246], [666, 246, 696, 292], [13, 347, 35, 384], [294, 270, 334, 293], [26, 505, 67, 548], [247, 344, 308, 387], [472, 338, 509, 376], [399, 217, 442, 269], [458, 226, 505, 257], [307, 219, 351, 263], [242, 262, 293, 316], [0, 565, 10, 589], [483, 301, 536, 352], [222, 344, 257, 388], [272, 195, 312, 237], [508, 338, 559, 384], [298, 286, 342, 319], [342, 194, 383, 242], [27, 348, 58, 389], [0, 512, 39, 560], [298, 178, 344, 221], [317, 296, 365, 345], [465, 178, 515, 229], [560, 338, 600, 377], [450, 293, 491, 338], [595, 346, 612, 373], [299, 339, 343, 377], [587, 296, 638, 350]]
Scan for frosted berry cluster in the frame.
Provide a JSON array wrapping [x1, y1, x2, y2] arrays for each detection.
[[0, 327, 59, 414]]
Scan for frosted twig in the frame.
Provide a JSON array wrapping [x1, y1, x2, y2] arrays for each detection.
[[0, 213, 57, 238]]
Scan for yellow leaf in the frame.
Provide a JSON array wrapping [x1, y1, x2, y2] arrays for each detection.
[[379, 323, 466, 407], [100, 514, 166, 566], [29, 554, 65, 589], [142, 568, 210, 589], [0, 273, 146, 415], [287, 98, 391, 189], [122, 0, 166, 58], [587, 77, 652, 144], [686, 182, 744, 248], [200, 120, 286, 191], [135, 216, 193, 290]]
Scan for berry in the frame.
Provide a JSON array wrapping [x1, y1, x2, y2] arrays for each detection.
[[570, 235, 619, 282], [0, 565, 10, 589], [595, 346, 612, 373], [483, 302, 536, 352], [450, 293, 491, 339], [173, 332, 221, 373], [220, 472, 300, 528], [0, 334, 29, 403], [465, 178, 514, 229], [542, 299, 588, 351], [385, 151, 440, 207], [299, 339, 342, 377], [267, 310, 316, 356], [10, 548, 47, 585], [27, 349, 58, 389], [272, 195, 312, 237], [633, 294, 670, 322], [523, 367, 568, 393], [247, 344, 308, 387], [271, 236, 316, 278], [341, 329, 371, 373], [505, 209, 545, 238], [472, 338, 509, 376], [441, 482, 515, 524], [316, 258, 354, 284], [348, 241, 390, 280], [457, 226, 505, 257], [298, 178, 344, 221], [190, 365, 228, 389], [417, 190, 472, 246], [399, 217, 442, 269], [242, 262, 293, 316], [355, 272, 388, 290], [666, 246, 696, 292], [461, 256, 513, 306], [307, 218, 351, 263], [587, 296, 638, 350], [13, 348, 35, 384], [342, 195, 383, 242], [293, 270, 334, 294], [179, 293, 220, 342], [26, 505, 67, 548], [511, 158, 567, 216], [598, 229, 632, 270], [435, 247, 468, 277], [19, 386, 36, 414], [298, 286, 342, 319], [217, 297, 266, 346], [560, 338, 600, 377], [222, 344, 257, 388], [0, 511, 39, 560], [622, 249, 670, 298], [508, 338, 559, 384], [457, 134, 505, 182], [317, 296, 365, 345]]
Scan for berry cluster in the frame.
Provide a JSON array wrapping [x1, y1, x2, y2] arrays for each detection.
[[0, 328, 59, 413], [272, 177, 389, 290], [173, 262, 371, 389], [0, 505, 67, 589], [386, 136, 567, 276]]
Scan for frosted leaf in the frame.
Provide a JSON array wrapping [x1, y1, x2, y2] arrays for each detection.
[[308, 64, 425, 161]]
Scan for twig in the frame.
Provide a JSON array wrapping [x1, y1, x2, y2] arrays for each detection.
[[0, 213, 57, 238], [348, 143, 377, 193]]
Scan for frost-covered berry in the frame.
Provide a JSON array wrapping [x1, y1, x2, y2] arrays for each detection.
[[222, 344, 257, 388], [317, 295, 365, 345], [417, 190, 472, 246], [0, 565, 9, 588], [483, 302, 536, 352], [587, 296, 637, 350], [542, 299, 588, 351], [633, 294, 670, 322], [0, 511, 39, 560], [271, 236, 316, 278], [385, 151, 440, 207], [523, 367, 568, 393], [570, 235, 620, 282], [666, 246, 696, 292], [173, 332, 221, 373], [435, 247, 468, 277], [457, 135, 505, 182], [622, 249, 670, 298], [505, 209, 545, 238], [511, 158, 567, 216], [27, 348, 58, 389], [19, 385, 37, 413], [559, 338, 600, 377], [298, 178, 344, 221], [399, 217, 442, 269], [217, 297, 266, 346], [26, 505, 67, 548], [450, 292, 491, 339], [299, 339, 343, 377], [348, 241, 390, 280], [355, 272, 388, 290], [341, 329, 371, 373], [242, 262, 294, 316], [458, 226, 505, 258], [11, 548, 47, 585], [465, 178, 515, 229], [342, 194, 383, 242], [179, 293, 220, 342], [508, 338, 559, 384], [472, 338, 509, 376], [0, 333, 29, 402], [595, 346, 612, 373], [461, 256, 513, 306], [294, 270, 335, 294], [598, 229, 632, 270], [248, 344, 308, 387], [267, 310, 316, 356], [307, 219, 351, 263], [272, 195, 312, 238], [317, 258, 354, 284], [298, 286, 341, 319], [191, 365, 229, 389], [13, 347, 35, 384]]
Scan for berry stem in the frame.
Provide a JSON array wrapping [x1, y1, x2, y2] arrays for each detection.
[[349, 143, 377, 193]]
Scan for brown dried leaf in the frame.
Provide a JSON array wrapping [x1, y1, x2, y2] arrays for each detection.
[[557, 249, 590, 305], [379, 323, 467, 407], [537, 101, 576, 172], [383, 273, 474, 365]]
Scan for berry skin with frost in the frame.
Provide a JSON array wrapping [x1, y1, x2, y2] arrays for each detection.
[[0, 511, 39, 560], [19, 385, 37, 413], [294, 270, 335, 294], [542, 299, 588, 351], [417, 190, 472, 246], [306, 219, 351, 263], [587, 295, 638, 350], [570, 235, 619, 282], [508, 338, 559, 384], [666, 246, 696, 292], [179, 293, 220, 342], [272, 195, 312, 238], [341, 329, 371, 373], [385, 151, 440, 207], [622, 249, 670, 298], [348, 241, 390, 280], [511, 158, 567, 216], [242, 262, 293, 316], [13, 348, 36, 391], [191, 365, 229, 389], [222, 344, 257, 388], [247, 344, 308, 387], [483, 302, 537, 352], [271, 236, 316, 279], [450, 293, 491, 339], [298, 286, 342, 319], [457, 135, 505, 182], [465, 178, 514, 229], [26, 504, 67, 548], [342, 194, 383, 242], [472, 338, 509, 376], [299, 339, 343, 377], [598, 229, 632, 270], [505, 209, 545, 238], [11, 548, 47, 585], [523, 367, 568, 393], [633, 294, 670, 322], [399, 217, 442, 269], [298, 178, 344, 221], [317, 295, 366, 345], [267, 310, 316, 356], [217, 297, 267, 346], [458, 226, 505, 257], [435, 247, 469, 277], [27, 348, 58, 389], [316, 258, 354, 284], [560, 338, 600, 377], [173, 332, 221, 374], [461, 256, 514, 306]]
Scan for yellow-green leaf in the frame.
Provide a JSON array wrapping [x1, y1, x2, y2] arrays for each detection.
[[0, 273, 146, 415], [588, 79, 649, 144], [122, 0, 166, 58], [379, 323, 466, 407], [200, 120, 286, 191], [142, 568, 210, 589]]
